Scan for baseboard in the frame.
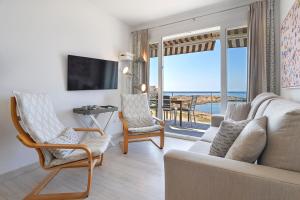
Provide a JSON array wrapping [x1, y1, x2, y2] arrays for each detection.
[[0, 162, 39, 182]]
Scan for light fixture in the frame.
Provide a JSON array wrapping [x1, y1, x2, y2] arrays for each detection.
[[122, 66, 130, 75], [135, 56, 146, 63], [122, 66, 147, 93], [133, 84, 147, 93], [140, 84, 147, 92]]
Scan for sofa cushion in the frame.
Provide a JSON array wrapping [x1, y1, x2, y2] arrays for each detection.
[[225, 102, 251, 121], [209, 120, 250, 157], [200, 127, 219, 143], [254, 99, 272, 119], [258, 99, 300, 172], [247, 92, 278, 119], [210, 114, 225, 127], [188, 141, 211, 154], [225, 117, 267, 163]]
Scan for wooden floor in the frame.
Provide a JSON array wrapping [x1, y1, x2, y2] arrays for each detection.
[[0, 137, 194, 200]]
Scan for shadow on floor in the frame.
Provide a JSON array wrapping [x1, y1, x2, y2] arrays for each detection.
[[164, 120, 210, 138]]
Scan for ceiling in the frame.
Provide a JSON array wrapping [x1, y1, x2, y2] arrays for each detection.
[[90, 0, 238, 27]]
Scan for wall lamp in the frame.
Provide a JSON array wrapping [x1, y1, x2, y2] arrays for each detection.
[[122, 66, 147, 93]]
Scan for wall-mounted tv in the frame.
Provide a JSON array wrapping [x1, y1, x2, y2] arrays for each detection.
[[67, 55, 118, 91]]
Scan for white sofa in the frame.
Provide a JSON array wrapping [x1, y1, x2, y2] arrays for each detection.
[[164, 93, 300, 200]]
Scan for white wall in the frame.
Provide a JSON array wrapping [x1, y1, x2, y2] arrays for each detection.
[[280, 0, 300, 102], [0, 0, 130, 175]]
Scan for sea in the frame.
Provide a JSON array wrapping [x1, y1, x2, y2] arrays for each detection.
[[163, 91, 247, 114]]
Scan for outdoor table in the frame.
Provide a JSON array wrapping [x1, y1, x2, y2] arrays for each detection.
[[171, 98, 189, 127]]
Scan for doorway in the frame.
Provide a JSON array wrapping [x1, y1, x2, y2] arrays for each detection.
[[149, 26, 248, 138]]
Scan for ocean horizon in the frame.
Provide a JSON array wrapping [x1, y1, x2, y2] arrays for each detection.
[[164, 91, 246, 96], [163, 91, 247, 114]]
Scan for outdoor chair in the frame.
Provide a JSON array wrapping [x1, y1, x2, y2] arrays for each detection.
[[149, 94, 158, 116], [182, 95, 198, 125], [119, 93, 164, 154], [162, 95, 177, 121], [10, 92, 110, 200]]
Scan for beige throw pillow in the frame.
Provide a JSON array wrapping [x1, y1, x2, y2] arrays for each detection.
[[258, 99, 300, 172], [225, 117, 267, 163], [225, 102, 251, 121], [209, 119, 250, 157]]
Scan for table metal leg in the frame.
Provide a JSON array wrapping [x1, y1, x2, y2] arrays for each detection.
[[90, 115, 103, 129], [103, 112, 114, 132], [90, 114, 115, 146], [180, 102, 182, 127], [76, 114, 91, 128]]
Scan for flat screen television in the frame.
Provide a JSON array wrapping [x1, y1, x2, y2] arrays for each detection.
[[67, 55, 118, 91]]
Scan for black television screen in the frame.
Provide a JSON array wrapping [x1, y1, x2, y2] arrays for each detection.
[[67, 55, 118, 91]]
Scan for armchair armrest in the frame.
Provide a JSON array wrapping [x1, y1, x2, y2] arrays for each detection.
[[74, 127, 105, 136], [153, 116, 165, 126], [211, 114, 224, 127], [118, 111, 164, 129], [17, 134, 93, 161], [118, 112, 129, 132], [164, 150, 300, 200]]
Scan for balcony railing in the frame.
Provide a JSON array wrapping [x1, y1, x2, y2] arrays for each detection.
[[149, 91, 247, 123]]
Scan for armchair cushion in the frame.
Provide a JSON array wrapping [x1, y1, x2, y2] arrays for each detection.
[[128, 125, 161, 133], [14, 91, 66, 165], [47, 134, 111, 168], [121, 94, 154, 128], [14, 91, 65, 142], [46, 128, 83, 159]]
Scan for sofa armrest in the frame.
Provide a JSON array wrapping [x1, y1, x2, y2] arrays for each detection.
[[211, 114, 224, 127], [164, 150, 300, 200]]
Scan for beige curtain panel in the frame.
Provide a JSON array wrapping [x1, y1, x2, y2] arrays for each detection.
[[248, 1, 267, 101], [265, 0, 279, 95], [131, 29, 149, 94], [248, 0, 278, 101]]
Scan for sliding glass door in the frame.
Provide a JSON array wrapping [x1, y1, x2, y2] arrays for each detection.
[[226, 27, 248, 103], [149, 45, 159, 117], [149, 26, 248, 120]]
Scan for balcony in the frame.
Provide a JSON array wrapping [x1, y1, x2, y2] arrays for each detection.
[[149, 91, 246, 138]]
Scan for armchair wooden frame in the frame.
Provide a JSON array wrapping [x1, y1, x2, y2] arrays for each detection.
[[118, 112, 164, 154], [10, 97, 105, 200]]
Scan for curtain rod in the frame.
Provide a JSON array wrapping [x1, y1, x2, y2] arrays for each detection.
[[136, 3, 251, 31]]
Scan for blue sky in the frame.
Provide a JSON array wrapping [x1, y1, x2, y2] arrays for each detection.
[[149, 40, 247, 92]]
